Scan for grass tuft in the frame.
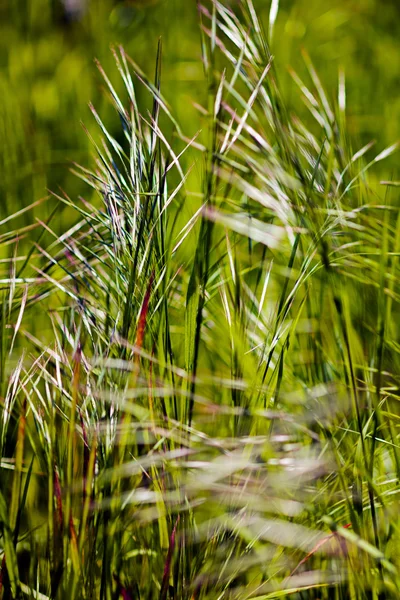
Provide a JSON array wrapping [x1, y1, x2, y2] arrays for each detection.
[[0, 1, 399, 598]]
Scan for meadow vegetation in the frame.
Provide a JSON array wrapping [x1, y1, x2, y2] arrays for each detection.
[[0, 1, 400, 598]]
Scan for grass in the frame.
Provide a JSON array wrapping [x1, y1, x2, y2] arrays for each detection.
[[1, 1, 400, 598]]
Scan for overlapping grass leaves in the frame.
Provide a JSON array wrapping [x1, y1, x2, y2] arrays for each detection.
[[0, 1, 399, 598]]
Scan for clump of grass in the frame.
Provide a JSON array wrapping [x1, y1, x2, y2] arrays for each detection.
[[0, 1, 399, 598]]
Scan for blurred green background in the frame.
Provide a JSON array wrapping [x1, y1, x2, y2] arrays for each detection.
[[0, 0, 399, 231]]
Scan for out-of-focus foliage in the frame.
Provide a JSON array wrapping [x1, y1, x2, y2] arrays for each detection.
[[0, 0, 199, 228], [0, 0, 399, 226]]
